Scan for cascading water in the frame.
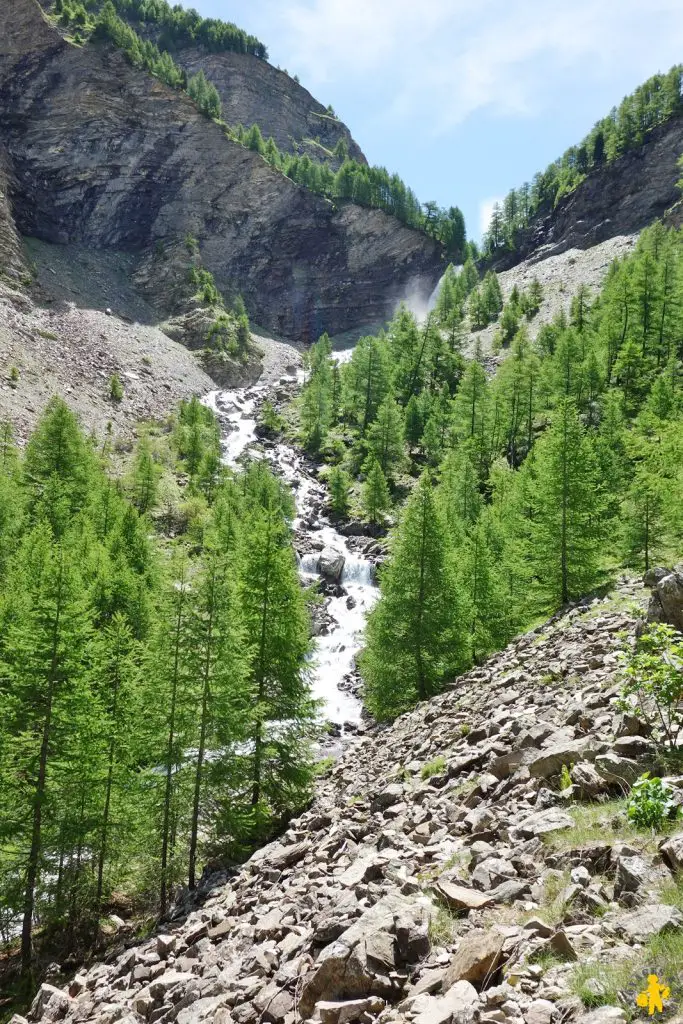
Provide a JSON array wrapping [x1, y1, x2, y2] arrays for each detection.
[[204, 368, 379, 732]]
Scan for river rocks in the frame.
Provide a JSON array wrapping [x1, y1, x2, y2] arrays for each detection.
[[319, 547, 346, 582]]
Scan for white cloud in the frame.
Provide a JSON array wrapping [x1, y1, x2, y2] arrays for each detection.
[[263, 0, 683, 133], [479, 197, 503, 238]]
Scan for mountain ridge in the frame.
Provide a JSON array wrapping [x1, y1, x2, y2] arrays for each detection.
[[0, 0, 442, 344]]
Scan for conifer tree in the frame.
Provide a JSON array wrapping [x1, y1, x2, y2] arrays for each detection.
[[343, 335, 391, 433], [361, 458, 390, 526], [0, 526, 93, 977], [361, 474, 467, 718], [622, 468, 665, 571], [240, 504, 314, 836], [367, 396, 405, 480], [186, 546, 247, 887], [404, 395, 425, 448], [526, 399, 604, 608], [328, 466, 351, 519]]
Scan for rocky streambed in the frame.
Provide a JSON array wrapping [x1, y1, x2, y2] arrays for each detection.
[[204, 361, 381, 735]]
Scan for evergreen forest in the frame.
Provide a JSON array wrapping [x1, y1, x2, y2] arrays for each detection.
[[0, 398, 317, 982], [294, 222, 683, 719]]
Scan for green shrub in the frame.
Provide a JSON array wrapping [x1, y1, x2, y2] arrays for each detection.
[[421, 755, 446, 779], [109, 374, 124, 402], [560, 763, 573, 791], [9, 366, 19, 388], [627, 773, 679, 830], [619, 625, 683, 749]]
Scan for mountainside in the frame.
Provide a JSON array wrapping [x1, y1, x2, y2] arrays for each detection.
[[0, 0, 441, 344], [155, 49, 366, 167], [23, 574, 683, 1024], [492, 115, 683, 270]]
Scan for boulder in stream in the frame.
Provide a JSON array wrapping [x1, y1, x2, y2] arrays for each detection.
[[319, 547, 346, 582]]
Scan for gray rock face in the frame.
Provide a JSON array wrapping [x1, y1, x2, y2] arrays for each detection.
[[167, 48, 366, 165], [0, 0, 441, 343], [319, 547, 346, 582], [645, 567, 683, 631]]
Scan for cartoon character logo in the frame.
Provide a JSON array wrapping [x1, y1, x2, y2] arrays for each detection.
[[636, 975, 670, 1016]]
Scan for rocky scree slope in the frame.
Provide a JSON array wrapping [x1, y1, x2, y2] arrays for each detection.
[[24, 575, 683, 1024], [494, 116, 683, 270], [0, 0, 441, 343]]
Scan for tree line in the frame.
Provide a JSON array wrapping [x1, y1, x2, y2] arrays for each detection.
[[483, 65, 683, 257], [295, 222, 683, 720], [232, 124, 467, 256], [52, 0, 268, 58], [0, 397, 315, 983]]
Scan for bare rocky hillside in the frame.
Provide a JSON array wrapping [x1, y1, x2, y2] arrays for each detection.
[[0, 0, 441, 344], [23, 575, 683, 1024]]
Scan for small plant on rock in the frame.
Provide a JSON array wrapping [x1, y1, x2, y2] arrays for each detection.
[[619, 625, 683, 750], [560, 763, 573, 792], [626, 773, 679, 831], [421, 755, 446, 780], [8, 366, 19, 388]]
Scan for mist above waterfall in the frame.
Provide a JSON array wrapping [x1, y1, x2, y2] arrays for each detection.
[[399, 267, 460, 324]]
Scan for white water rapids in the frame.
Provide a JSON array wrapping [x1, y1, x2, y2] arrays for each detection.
[[204, 367, 379, 731]]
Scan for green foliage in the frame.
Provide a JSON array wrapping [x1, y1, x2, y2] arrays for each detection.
[[328, 465, 352, 519], [420, 755, 446, 779], [299, 223, 683, 724], [560, 763, 573, 792], [619, 625, 683, 750], [0, 396, 315, 966], [361, 457, 390, 526], [361, 473, 467, 719], [626, 773, 679, 830], [107, 0, 267, 58], [109, 373, 124, 402], [187, 69, 221, 119]]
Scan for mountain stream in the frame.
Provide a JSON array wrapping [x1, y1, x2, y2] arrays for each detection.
[[204, 359, 378, 734]]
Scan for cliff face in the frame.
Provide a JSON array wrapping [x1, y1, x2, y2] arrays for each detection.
[[0, 0, 441, 342], [495, 116, 683, 269], [168, 48, 366, 165]]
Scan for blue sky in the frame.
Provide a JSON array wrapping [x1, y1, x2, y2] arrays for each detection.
[[194, 0, 683, 240]]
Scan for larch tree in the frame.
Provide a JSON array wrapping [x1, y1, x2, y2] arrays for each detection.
[[361, 473, 467, 719], [526, 399, 604, 608]]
